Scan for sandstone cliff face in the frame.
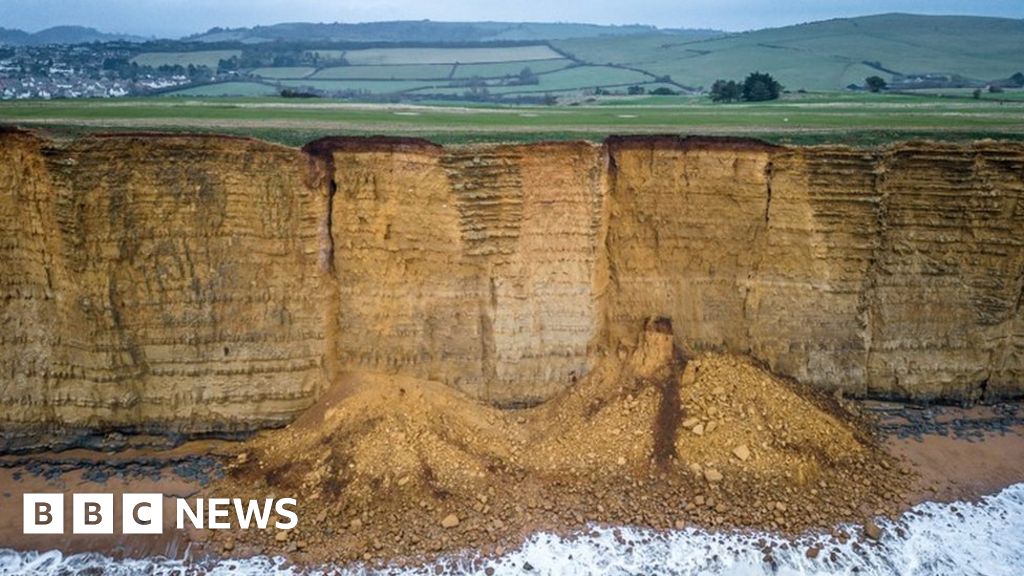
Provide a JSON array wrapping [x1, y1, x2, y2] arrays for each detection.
[[1, 131, 1021, 446], [1, 132, 325, 448], [604, 138, 1024, 401], [307, 138, 606, 405]]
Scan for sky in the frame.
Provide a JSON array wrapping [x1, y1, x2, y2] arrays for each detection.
[[0, 0, 1021, 38]]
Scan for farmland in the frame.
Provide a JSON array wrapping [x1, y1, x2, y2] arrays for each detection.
[[148, 44, 669, 98], [27, 14, 1008, 102], [553, 14, 1024, 91], [125, 14, 1023, 101], [131, 49, 242, 68]]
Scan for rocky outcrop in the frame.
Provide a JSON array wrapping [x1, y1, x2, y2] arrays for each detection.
[[1, 130, 1022, 447]]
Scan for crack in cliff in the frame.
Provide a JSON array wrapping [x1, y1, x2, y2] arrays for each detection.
[[324, 173, 337, 274], [300, 139, 344, 391], [860, 151, 892, 397], [739, 154, 776, 358]]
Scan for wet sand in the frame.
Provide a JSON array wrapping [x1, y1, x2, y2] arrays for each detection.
[[0, 441, 232, 558], [0, 402, 1021, 562]]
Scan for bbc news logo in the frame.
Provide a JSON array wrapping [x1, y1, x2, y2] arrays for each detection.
[[23, 494, 298, 534]]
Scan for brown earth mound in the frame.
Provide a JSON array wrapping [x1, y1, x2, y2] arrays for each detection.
[[204, 320, 912, 565]]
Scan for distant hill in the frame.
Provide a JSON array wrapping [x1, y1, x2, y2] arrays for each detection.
[[0, 25, 144, 45], [555, 13, 1024, 90], [186, 20, 723, 43]]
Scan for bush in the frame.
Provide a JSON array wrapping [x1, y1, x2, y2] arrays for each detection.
[[710, 79, 741, 102], [742, 72, 781, 101], [865, 76, 887, 92], [650, 87, 676, 95]]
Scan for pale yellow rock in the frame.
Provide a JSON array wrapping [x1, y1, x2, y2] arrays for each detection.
[[732, 444, 751, 461], [441, 514, 460, 528]]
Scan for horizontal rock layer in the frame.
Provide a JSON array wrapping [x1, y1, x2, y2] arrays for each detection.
[[1, 131, 1021, 447]]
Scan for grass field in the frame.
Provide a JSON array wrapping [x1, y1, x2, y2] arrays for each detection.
[[251, 67, 317, 79], [165, 82, 280, 96], [132, 50, 242, 68], [451, 59, 574, 78], [3, 91, 1023, 147], [310, 64, 455, 80], [342, 45, 563, 65], [276, 79, 441, 93]]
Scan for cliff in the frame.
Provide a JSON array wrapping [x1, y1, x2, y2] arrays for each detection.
[[1, 130, 1022, 447]]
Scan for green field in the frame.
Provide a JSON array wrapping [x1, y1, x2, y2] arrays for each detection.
[[451, 59, 574, 78], [486, 66, 654, 93], [132, 50, 242, 68], [343, 45, 563, 65], [310, 64, 455, 80], [251, 66, 317, 79], [276, 79, 441, 93], [166, 82, 279, 96], [3, 91, 1023, 148]]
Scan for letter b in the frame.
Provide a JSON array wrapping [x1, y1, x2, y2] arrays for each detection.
[[73, 494, 113, 534], [23, 494, 63, 534]]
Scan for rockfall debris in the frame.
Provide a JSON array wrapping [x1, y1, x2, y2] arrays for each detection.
[[208, 320, 911, 565]]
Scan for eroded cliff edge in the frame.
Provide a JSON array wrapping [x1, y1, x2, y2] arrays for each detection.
[[1, 130, 1022, 447]]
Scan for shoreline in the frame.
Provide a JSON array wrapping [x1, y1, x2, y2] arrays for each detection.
[[1, 399, 1021, 567]]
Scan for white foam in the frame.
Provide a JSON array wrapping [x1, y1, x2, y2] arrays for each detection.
[[2, 483, 1022, 575]]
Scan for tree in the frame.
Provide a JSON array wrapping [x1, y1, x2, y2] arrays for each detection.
[[742, 72, 781, 101], [1010, 72, 1024, 87], [627, 85, 646, 95], [710, 79, 741, 102], [517, 66, 539, 86], [865, 76, 887, 93], [650, 87, 677, 95]]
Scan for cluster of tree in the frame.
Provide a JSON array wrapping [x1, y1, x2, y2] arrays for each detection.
[[100, 57, 211, 82], [709, 72, 781, 102], [280, 88, 321, 98]]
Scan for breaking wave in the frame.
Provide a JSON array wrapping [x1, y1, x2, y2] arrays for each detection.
[[2, 483, 1022, 575]]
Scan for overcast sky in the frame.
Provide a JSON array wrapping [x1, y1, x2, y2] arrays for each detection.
[[1, 0, 1021, 38]]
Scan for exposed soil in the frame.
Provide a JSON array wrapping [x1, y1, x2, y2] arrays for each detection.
[[204, 321, 914, 566]]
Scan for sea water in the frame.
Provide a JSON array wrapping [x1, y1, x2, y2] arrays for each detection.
[[2, 482, 1022, 575]]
